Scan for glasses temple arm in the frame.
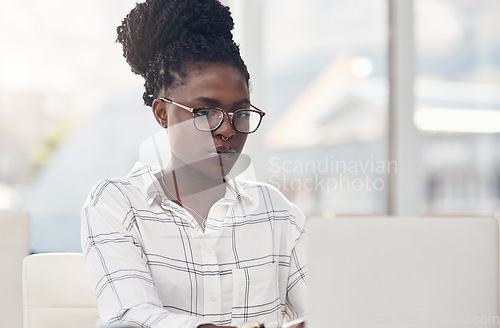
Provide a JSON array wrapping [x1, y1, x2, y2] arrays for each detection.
[[250, 104, 265, 115], [159, 97, 194, 113]]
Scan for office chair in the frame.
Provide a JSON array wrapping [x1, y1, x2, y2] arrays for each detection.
[[0, 210, 30, 328], [22, 253, 98, 328]]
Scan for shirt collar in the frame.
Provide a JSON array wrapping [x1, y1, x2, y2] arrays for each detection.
[[126, 162, 165, 205], [219, 177, 255, 205], [127, 162, 256, 206]]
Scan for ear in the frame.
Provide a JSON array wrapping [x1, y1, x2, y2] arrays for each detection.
[[152, 98, 168, 128]]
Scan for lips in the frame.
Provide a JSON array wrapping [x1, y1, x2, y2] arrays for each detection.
[[206, 145, 237, 161], [215, 145, 235, 154]]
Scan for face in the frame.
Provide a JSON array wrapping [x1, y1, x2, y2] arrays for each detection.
[[152, 63, 250, 180]]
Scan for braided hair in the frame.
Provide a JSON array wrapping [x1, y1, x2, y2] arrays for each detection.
[[116, 0, 250, 107]]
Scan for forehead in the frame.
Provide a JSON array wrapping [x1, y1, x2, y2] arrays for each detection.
[[166, 63, 250, 103]]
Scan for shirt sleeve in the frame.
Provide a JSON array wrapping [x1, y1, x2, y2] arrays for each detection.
[[81, 180, 211, 328], [284, 205, 308, 322]]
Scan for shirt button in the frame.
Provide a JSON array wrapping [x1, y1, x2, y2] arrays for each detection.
[[210, 293, 217, 302]]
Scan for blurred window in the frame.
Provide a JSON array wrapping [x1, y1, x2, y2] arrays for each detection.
[[415, 0, 500, 215], [263, 0, 388, 216]]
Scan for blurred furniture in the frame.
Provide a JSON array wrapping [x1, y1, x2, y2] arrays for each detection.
[[0, 210, 30, 328], [22, 253, 98, 328]]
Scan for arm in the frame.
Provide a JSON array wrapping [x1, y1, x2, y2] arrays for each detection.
[[281, 318, 305, 328], [81, 181, 211, 328], [198, 324, 267, 328], [283, 207, 308, 326]]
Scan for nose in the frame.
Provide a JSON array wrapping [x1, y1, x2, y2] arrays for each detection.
[[214, 112, 236, 140]]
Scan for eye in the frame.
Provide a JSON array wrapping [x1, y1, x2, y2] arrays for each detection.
[[194, 108, 217, 117], [234, 110, 251, 119]]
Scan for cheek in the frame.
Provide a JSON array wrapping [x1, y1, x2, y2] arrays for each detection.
[[167, 120, 214, 160], [234, 134, 247, 152]]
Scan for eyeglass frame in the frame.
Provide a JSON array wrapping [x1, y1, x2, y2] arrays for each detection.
[[159, 97, 265, 134]]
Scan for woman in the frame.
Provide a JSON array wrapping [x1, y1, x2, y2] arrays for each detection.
[[81, 1, 307, 328]]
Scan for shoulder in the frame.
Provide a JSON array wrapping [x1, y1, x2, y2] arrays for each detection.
[[84, 178, 131, 207], [238, 180, 290, 204], [83, 162, 156, 210]]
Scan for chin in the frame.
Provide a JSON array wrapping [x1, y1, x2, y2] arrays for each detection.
[[203, 155, 239, 180]]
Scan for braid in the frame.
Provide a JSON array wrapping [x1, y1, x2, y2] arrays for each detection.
[[116, 0, 250, 107]]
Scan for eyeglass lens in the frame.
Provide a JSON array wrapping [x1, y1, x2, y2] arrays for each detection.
[[194, 109, 261, 133]]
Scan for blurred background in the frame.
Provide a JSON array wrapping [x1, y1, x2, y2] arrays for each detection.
[[1, 0, 500, 253]]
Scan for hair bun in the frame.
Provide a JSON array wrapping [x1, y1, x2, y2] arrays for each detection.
[[117, 0, 235, 78]]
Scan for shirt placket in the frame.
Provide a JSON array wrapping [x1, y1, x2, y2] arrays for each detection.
[[200, 200, 234, 321], [199, 235, 221, 319]]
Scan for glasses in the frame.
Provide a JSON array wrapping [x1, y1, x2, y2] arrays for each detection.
[[159, 97, 265, 134]]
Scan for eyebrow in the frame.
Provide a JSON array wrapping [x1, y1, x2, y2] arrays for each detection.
[[193, 96, 251, 108]]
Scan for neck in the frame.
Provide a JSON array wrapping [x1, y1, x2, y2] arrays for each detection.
[[161, 156, 226, 210]]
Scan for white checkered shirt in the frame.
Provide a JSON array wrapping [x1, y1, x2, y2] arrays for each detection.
[[81, 162, 307, 328]]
